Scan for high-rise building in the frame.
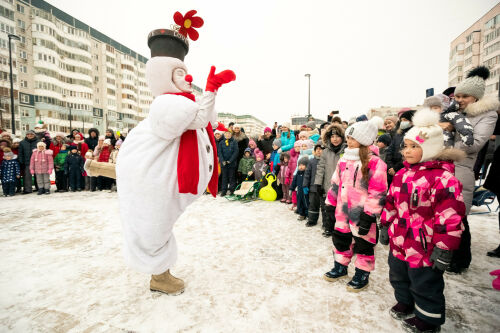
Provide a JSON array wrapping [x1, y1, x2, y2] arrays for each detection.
[[448, 3, 500, 97], [0, 0, 202, 136], [217, 112, 266, 138]]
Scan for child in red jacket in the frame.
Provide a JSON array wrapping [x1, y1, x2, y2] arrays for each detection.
[[380, 109, 466, 333]]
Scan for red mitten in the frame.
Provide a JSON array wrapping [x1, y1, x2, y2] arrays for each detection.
[[205, 66, 236, 92]]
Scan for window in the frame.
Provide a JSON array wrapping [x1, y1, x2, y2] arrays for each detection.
[[21, 94, 29, 103], [0, 6, 14, 20], [19, 51, 27, 59], [20, 80, 27, 88], [17, 19, 25, 29], [16, 4, 24, 13]]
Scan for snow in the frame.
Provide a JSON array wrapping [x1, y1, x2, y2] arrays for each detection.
[[0, 189, 499, 332]]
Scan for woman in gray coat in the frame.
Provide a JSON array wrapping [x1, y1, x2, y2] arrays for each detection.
[[314, 124, 345, 237], [443, 66, 500, 274]]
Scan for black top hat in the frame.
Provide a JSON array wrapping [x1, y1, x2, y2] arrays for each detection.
[[147, 29, 189, 60]]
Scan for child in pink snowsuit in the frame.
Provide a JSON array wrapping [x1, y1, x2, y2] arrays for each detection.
[[30, 141, 54, 195], [380, 109, 465, 333], [278, 152, 291, 203], [324, 119, 387, 292], [287, 141, 300, 210]]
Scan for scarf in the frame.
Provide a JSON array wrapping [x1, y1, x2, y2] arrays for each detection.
[[166, 92, 218, 197], [343, 148, 360, 161]]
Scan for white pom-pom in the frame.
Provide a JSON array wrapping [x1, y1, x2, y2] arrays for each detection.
[[368, 116, 384, 130], [412, 108, 440, 127]]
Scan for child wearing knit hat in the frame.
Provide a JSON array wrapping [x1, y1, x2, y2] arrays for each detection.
[[380, 108, 466, 333], [324, 119, 387, 292], [423, 94, 474, 147], [269, 139, 281, 173], [249, 148, 268, 181], [290, 156, 310, 220]]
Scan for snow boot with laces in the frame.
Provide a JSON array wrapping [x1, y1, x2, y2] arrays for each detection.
[[346, 267, 370, 292], [150, 270, 185, 296], [390, 302, 414, 320], [402, 316, 441, 333], [324, 261, 348, 282]]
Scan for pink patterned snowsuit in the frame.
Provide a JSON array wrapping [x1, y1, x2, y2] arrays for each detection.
[[380, 160, 465, 268], [326, 147, 387, 272]]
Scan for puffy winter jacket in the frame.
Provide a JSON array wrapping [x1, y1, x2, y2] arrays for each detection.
[[18, 136, 39, 165], [238, 156, 255, 175], [280, 130, 295, 152], [218, 137, 238, 168], [85, 128, 100, 151], [53, 150, 68, 171], [30, 149, 54, 174], [326, 147, 388, 241], [303, 156, 320, 192], [1, 158, 20, 182], [285, 148, 299, 182], [314, 124, 345, 191], [269, 149, 280, 173], [64, 152, 84, 173], [381, 159, 465, 268]]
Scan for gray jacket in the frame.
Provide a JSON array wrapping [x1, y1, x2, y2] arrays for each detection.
[[314, 129, 345, 192], [453, 96, 499, 214]]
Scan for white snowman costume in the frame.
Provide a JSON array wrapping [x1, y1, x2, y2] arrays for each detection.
[[116, 56, 217, 274]]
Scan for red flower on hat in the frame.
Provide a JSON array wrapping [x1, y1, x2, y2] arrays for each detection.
[[173, 10, 204, 41]]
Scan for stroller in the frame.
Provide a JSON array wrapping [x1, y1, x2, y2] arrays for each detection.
[[471, 164, 499, 215]]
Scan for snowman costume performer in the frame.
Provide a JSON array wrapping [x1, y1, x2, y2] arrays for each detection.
[[116, 10, 235, 295]]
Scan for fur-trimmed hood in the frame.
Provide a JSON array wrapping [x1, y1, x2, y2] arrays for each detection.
[[434, 148, 466, 162], [464, 95, 500, 117], [322, 124, 345, 149]]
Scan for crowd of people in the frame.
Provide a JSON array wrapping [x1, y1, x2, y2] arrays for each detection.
[[1, 65, 500, 332], [0, 125, 125, 195]]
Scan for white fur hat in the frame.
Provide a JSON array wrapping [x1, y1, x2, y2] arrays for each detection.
[[404, 108, 444, 163], [103, 139, 111, 145], [146, 56, 188, 97], [345, 119, 378, 146]]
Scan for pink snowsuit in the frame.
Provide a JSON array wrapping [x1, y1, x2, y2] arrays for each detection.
[[326, 146, 387, 272], [30, 149, 54, 175], [287, 147, 299, 205], [380, 160, 465, 268]]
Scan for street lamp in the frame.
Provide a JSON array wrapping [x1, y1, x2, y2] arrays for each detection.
[[304, 73, 311, 119], [8, 34, 20, 134]]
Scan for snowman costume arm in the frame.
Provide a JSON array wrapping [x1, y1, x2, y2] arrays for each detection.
[[149, 92, 216, 141]]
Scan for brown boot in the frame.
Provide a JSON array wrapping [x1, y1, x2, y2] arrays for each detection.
[[150, 270, 185, 295]]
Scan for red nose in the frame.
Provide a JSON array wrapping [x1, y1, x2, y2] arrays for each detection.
[[185, 74, 193, 83]]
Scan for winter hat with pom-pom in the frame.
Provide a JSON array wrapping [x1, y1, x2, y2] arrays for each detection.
[[272, 139, 281, 148], [404, 108, 444, 163], [455, 66, 490, 100], [254, 148, 264, 160], [264, 127, 272, 134], [248, 139, 256, 148], [369, 116, 384, 130], [345, 117, 378, 146]]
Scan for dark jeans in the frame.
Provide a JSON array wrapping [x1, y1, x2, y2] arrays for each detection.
[[221, 166, 236, 194], [2, 181, 16, 195], [296, 189, 309, 217], [451, 217, 471, 269], [90, 176, 98, 191], [23, 165, 33, 193], [308, 191, 321, 224], [389, 253, 445, 326], [55, 170, 68, 191]]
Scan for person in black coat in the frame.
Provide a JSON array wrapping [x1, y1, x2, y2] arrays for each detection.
[[385, 110, 415, 185], [105, 129, 117, 147], [257, 127, 276, 156], [64, 147, 84, 191], [18, 130, 40, 193], [85, 128, 100, 151], [303, 144, 323, 227], [484, 116, 500, 258], [291, 157, 310, 220], [217, 131, 239, 196]]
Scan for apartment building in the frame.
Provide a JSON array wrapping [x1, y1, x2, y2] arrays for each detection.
[[449, 3, 500, 97], [0, 0, 202, 136], [217, 112, 267, 138]]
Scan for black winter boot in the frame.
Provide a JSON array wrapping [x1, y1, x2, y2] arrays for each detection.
[[37, 188, 45, 195], [44, 189, 50, 195], [402, 316, 441, 333], [487, 244, 500, 258], [346, 268, 370, 292], [324, 261, 348, 282], [390, 302, 414, 320]]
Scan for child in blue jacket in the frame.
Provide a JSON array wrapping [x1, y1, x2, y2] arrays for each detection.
[[290, 157, 309, 220], [1, 149, 20, 196]]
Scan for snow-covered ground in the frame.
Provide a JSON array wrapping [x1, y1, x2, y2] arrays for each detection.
[[0, 189, 499, 332]]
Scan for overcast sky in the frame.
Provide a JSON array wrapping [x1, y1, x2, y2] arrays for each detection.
[[47, 0, 499, 125]]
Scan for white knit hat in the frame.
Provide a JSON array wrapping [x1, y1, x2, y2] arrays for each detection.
[[455, 66, 490, 100], [103, 139, 111, 145], [345, 119, 378, 146], [404, 108, 444, 163]]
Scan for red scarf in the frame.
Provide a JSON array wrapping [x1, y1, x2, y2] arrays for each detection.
[[165, 92, 218, 197]]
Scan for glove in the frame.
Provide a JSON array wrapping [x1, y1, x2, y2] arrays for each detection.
[[358, 212, 376, 236], [303, 187, 309, 195], [222, 161, 227, 166], [277, 148, 282, 154], [430, 247, 453, 271], [205, 66, 236, 92], [316, 185, 323, 196], [379, 225, 389, 245], [285, 178, 291, 186]]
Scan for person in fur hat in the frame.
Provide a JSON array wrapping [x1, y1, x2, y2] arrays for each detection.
[[29, 141, 53, 195], [444, 66, 500, 274], [315, 124, 346, 237], [116, 11, 235, 295], [424, 94, 474, 147], [380, 108, 466, 333], [323, 119, 387, 292]]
